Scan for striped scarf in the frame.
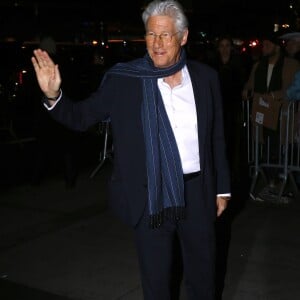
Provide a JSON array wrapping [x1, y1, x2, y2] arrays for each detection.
[[108, 50, 186, 228]]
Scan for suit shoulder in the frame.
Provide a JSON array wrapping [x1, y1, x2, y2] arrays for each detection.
[[187, 59, 218, 79]]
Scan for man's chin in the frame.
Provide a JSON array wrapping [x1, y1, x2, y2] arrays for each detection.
[[153, 61, 173, 69]]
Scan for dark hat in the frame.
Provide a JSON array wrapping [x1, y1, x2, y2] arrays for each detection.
[[279, 32, 300, 41]]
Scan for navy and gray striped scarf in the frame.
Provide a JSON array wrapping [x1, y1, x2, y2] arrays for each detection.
[[108, 50, 186, 228]]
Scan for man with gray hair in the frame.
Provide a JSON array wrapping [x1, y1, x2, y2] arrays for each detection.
[[31, 1, 231, 299]]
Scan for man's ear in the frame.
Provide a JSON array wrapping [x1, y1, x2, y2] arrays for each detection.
[[181, 29, 189, 46]]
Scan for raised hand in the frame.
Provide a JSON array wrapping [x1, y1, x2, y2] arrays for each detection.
[[31, 49, 62, 99]]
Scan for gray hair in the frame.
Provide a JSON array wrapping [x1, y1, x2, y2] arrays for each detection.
[[142, 0, 188, 35]]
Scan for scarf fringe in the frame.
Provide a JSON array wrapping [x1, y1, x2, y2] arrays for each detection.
[[149, 207, 186, 229]]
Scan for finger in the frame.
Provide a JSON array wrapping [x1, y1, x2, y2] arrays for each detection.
[[39, 50, 55, 67], [31, 56, 39, 71], [33, 49, 51, 68], [217, 205, 222, 217], [216, 198, 227, 217], [31, 55, 46, 75], [33, 49, 44, 67], [217, 206, 225, 217]]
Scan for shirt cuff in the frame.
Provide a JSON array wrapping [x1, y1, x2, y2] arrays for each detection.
[[43, 89, 62, 110], [217, 193, 231, 197]]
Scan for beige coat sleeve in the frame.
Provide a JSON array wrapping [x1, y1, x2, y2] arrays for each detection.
[[273, 57, 300, 101]]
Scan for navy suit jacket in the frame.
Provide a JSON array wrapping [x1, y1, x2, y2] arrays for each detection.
[[47, 60, 230, 227]]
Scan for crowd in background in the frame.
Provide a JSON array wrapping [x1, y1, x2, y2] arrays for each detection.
[[2, 22, 300, 300], [189, 31, 300, 179], [2, 28, 300, 192]]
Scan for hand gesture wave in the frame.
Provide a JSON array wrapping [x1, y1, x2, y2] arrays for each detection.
[[31, 49, 61, 99]]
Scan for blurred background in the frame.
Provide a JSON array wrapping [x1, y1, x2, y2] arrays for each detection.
[[0, 0, 298, 41], [1, 0, 300, 188], [1, 3, 300, 299]]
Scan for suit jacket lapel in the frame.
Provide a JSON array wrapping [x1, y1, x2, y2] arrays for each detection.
[[187, 62, 207, 170]]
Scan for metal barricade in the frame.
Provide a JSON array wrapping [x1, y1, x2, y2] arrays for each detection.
[[247, 100, 300, 202], [242, 99, 255, 166], [89, 119, 113, 179]]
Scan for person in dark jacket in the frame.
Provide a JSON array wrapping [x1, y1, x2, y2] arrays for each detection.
[[210, 35, 248, 180], [31, 1, 231, 299], [242, 32, 300, 200]]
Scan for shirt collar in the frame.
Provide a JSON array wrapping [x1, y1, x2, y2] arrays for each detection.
[[158, 65, 188, 87]]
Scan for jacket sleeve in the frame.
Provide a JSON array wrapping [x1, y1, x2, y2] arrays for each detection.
[[46, 74, 113, 132], [274, 58, 300, 101], [210, 71, 231, 194]]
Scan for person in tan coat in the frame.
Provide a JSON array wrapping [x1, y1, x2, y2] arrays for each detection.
[[242, 32, 300, 200], [242, 36, 300, 106]]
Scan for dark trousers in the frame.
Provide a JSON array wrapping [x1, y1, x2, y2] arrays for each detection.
[[134, 175, 216, 300]]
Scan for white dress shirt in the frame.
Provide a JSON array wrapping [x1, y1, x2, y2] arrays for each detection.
[[158, 65, 230, 198], [158, 65, 200, 174], [46, 66, 230, 197]]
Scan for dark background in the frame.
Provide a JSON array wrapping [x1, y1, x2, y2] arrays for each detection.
[[0, 0, 298, 42], [0, 0, 299, 188]]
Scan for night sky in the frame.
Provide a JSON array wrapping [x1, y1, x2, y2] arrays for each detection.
[[0, 0, 295, 41]]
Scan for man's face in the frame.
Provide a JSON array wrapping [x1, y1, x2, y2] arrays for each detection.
[[262, 40, 278, 58], [145, 15, 188, 68], [218, 38, 232, 58]]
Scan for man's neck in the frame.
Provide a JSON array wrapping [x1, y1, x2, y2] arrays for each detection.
[[163, 70, 182, 89]]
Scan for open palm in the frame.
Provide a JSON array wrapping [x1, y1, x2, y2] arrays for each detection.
[[31, 49, 61, 97]]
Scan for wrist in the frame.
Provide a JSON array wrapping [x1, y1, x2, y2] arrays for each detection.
[[219, 196, 231, 201], [45, 89, 61, 101]]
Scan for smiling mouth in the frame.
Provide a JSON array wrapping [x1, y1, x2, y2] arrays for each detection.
[[153, 51, 165, 56]]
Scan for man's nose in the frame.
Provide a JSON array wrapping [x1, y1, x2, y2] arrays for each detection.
[[153, 35, 163, 46]]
